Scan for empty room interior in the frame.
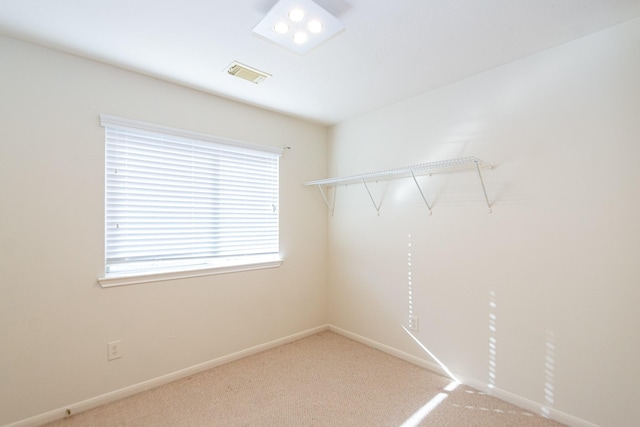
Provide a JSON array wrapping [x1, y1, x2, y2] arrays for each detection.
[[1, 1, 640, 426]]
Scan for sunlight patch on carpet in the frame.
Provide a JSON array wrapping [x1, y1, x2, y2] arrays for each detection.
[[400, 381, 459, 427]]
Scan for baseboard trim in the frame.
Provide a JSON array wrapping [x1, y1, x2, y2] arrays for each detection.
[[328, 325, 600, 427], [457, 375, 600, 427], [5, 324, 330, 427], [327, 325, 449, 377]]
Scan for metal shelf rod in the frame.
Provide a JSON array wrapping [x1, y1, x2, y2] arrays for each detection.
[[362, 178, 382, 216], [474, 160, 492, 214], [410, 171, 433, 215]]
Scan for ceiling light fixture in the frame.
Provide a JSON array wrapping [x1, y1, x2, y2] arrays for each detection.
[[253, 0, 345, 54]]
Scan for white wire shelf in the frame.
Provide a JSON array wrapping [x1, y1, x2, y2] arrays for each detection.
[[305, 156, 492, 187], [304, 156, 494, 215]]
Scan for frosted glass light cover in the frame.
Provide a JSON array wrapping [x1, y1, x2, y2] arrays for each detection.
[[293, 31, 309, 44], [288, 8, 305, 22], [307, 20, 323, 33], [274, 22, 289, 34]]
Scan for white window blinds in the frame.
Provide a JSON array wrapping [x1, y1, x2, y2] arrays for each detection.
[[101, 115, 282, 277]]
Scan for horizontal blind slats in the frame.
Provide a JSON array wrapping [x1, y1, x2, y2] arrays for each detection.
[[104, 123, 279, 274]]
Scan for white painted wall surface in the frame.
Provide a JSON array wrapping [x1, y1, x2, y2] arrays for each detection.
[[0, 37, 328, 425], [327, 18, 640, 427]]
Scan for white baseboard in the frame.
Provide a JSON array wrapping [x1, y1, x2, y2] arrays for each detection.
[[327, 325, 449, 377], [5, 324, 330, 427], [456, 375, 601, 427], [328, 325, 600, 427]]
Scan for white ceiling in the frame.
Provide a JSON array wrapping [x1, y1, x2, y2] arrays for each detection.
[[2, 0, 640, 125]]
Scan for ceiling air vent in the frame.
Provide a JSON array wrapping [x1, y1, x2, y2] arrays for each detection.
[[226, 62, 271, 84]]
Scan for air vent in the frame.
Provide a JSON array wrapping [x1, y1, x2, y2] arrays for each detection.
[[226, 62, 271, 84]]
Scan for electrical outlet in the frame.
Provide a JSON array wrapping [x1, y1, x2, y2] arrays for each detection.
[[409, 316, 419, 332], [108, 340, 122, 361]]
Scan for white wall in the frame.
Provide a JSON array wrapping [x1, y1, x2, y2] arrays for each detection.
[[0, 36, 328, 425], [327, 18, 640, 427]]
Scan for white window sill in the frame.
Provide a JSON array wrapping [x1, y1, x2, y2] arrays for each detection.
[[98, 258, 283, 288]]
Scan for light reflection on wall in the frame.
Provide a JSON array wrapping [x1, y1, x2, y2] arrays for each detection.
[[404, 233, 459, 382], [542, 331, 556, 417], [488, 290, 497, 390], [407, 233, 413, 329]]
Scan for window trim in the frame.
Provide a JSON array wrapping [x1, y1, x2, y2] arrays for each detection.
[[98, 256, 283, 288], [98, 115, 284, 287]]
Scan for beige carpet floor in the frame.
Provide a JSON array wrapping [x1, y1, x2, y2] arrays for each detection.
[[43, 331, 565, 426]]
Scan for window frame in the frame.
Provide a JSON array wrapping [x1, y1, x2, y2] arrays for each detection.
[[97, 115, 283, 287]]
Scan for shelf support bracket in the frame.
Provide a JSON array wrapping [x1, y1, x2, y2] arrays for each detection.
[[410, 171, 433, 216], [362, 179, 382, 216], [473, 160, 492, 214], [316, 185, 336, 216]]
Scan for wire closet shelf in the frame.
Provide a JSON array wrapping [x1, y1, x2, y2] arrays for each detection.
[[304, 156, 493, 216]]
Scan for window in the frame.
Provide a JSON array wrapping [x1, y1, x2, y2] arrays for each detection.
[[98, 115, 282, 287]]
